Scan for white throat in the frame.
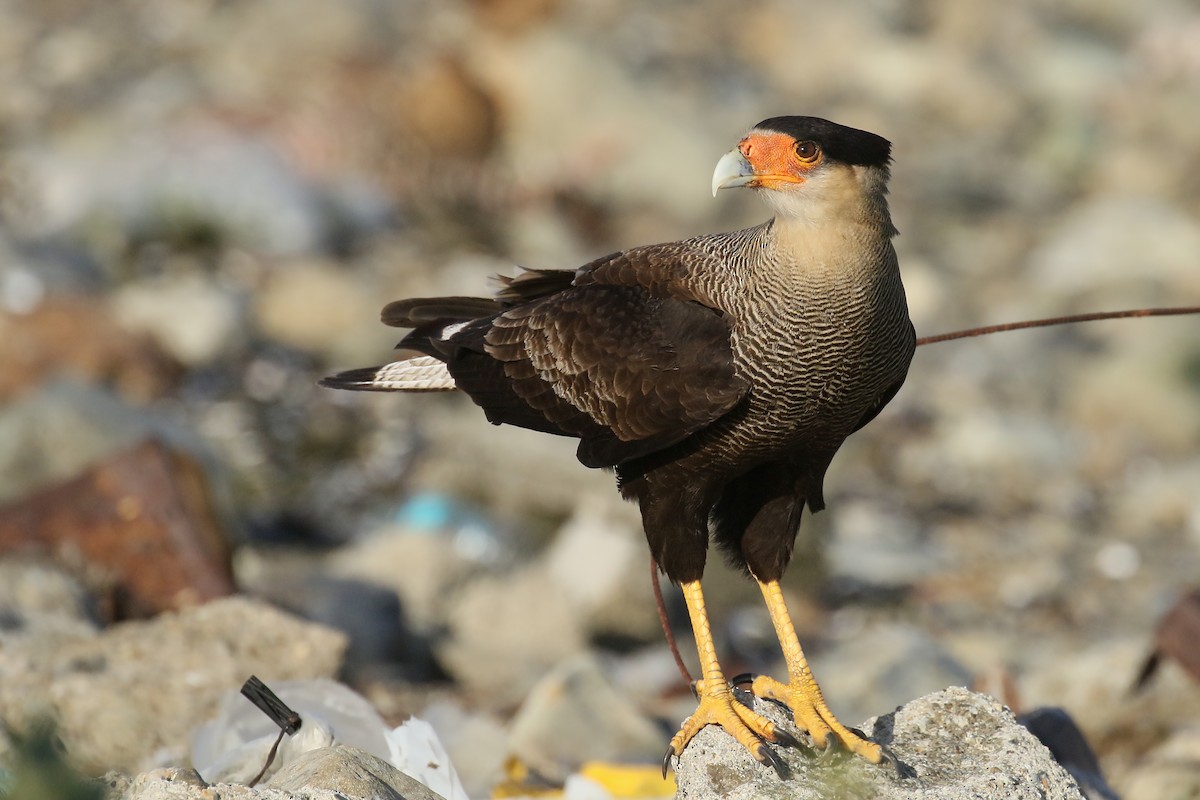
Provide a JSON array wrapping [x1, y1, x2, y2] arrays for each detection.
[[762, 164, 895, 236]]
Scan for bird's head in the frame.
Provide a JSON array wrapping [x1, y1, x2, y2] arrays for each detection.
[[712, 116, 893, 229]]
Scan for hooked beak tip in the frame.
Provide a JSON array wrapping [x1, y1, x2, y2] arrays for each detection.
[[712, 148, 754, 197]]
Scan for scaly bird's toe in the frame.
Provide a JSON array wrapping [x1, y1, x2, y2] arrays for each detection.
[[749, 674, 884, 763], [664, 679, 794, 776]]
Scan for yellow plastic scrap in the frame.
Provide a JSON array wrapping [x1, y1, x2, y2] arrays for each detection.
[[491, 756, 562, 798], [578, 761, 676, 798], [490, 757, 676, 799]]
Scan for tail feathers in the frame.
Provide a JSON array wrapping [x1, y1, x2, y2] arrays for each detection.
[[320, 355, 457, 392], [381, 297, 500, 328], [493, 268, 575, 303], [380, 272, 575, 329]]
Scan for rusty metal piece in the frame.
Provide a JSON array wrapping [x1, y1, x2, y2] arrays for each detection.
[[0, 295, 179, 403], [1134, 588, 1200, 691], [0, 438, 235, 620]]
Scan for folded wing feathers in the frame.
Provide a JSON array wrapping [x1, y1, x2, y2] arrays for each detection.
[[320, 355, 457, 392]]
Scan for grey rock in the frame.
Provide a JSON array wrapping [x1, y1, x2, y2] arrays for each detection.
[[109, 762, 374, 800], [1018, 637, 1200, 749], [470, 28, 727, 234], [0, 379, 189, 505], [1027, 194, 1200, 305], [437, 564, 586, 709], [115, 768, 306, 799], [109, 755, 441, 800], [23, 124, 327, 257], [1059, 333, 1200, 457], [826, 500, 946, 588], [507, 653, 666, 783], [260, 574, 435, 682], [407, 403, 620, 525], [1121, 725, 1200, 800], [239, 543, 443, 684], [808, 622, 974, 726], [253, 259, 386, 361], [674, 687, 1085, 800], [111, 273, 243, 367], [540, 498, 659, 642], [0, 597, 346, 773], [0, 251, 50, 313], [267, 745, 447, 800], [97, 772, 133, 796], [120, 768, 207, 796], [327, 525, 477, 633], [0, 558, 99, 642]]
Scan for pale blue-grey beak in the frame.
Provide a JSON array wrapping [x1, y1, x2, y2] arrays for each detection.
[[711, 148, 755, 197]]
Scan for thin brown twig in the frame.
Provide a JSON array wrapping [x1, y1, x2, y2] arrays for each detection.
[[915, 306, 1200, 347], [652, 556, 693, 686], [247, 727, 287, 788], [650, 303, 1200, 689]]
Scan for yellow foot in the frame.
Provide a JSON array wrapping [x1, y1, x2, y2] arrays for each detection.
[[746, 673, 885, 764], [663, 679, 800, 778]]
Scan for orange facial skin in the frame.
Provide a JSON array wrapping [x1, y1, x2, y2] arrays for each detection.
[[737, 132, 824, 191]]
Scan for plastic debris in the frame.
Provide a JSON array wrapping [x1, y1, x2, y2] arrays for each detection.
[[192, 678, 467, 798]]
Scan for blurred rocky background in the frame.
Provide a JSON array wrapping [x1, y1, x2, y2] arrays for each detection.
[[1, 0, 1199, 798]]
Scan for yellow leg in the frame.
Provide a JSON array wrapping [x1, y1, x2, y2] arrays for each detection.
[[751, 579, 884, 763], [664, 580, 797, 776]]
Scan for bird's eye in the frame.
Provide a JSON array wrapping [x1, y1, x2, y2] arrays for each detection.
[[794, 141, 821, 163]]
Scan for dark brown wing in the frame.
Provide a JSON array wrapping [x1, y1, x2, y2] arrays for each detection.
[[397, 295, 744, 468], [484, 284, 746, 466], [388, 242, 748, 468]]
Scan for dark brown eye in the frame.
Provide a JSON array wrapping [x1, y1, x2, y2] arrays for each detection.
[[794, 140, 820, 163]]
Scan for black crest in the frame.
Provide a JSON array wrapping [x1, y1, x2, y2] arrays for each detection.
[[754, 116, 891, 168]]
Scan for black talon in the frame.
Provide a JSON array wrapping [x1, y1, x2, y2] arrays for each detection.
[[819, 733, 841, 755], [773, 727, 802, 749], [688, 680, 701, 700], [662, 747, 675, 779], [730, 672, 758, 687], [731, 684, 756, 710], [755, 742, 787, 779], [878, 743, 906, 777]]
